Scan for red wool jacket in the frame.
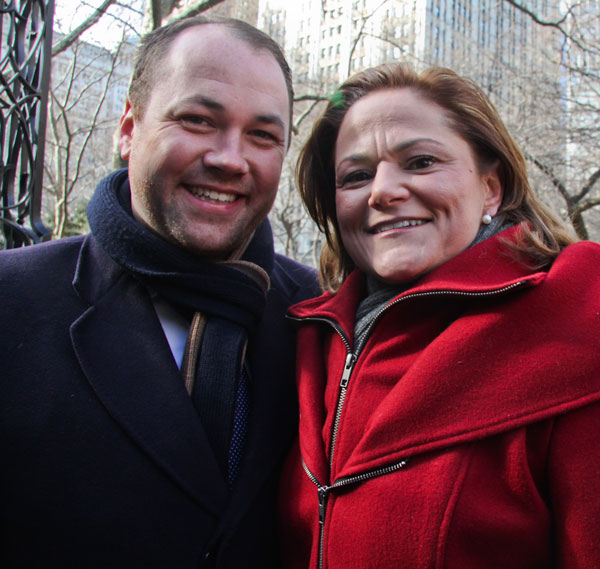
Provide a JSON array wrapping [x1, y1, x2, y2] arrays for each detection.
[[279, 230, 600, 569]]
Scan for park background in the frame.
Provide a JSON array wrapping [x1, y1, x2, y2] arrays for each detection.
[[37, 0, 600, 266]]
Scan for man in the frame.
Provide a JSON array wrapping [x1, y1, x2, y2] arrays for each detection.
[[0, 16, 319, 569]]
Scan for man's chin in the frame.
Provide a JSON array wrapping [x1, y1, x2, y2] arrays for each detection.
[[176, 232, 253, 262]]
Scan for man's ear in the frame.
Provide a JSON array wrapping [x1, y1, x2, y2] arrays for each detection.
[[118, 99, 135, 161], [482, 161, 503, 216]]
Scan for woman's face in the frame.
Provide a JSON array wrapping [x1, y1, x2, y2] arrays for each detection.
[[334, 88, 503, 284]]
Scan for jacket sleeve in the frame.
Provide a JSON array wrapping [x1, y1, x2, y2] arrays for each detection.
[[548, 400, 600, 568]]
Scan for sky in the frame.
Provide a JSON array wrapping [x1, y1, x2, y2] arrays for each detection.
[[54, 0, 144, 49], [54, 0, 298, 50]]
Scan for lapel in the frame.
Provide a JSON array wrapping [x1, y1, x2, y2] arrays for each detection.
[[70, 236, 228, 516]]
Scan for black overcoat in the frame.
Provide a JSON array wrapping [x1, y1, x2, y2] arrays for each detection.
[[0, 232, 319, 569]]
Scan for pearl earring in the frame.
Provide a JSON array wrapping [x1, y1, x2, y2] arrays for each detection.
[[482, 213, 492, 225]]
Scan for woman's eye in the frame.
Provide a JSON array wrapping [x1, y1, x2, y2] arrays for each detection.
[[339, 170, 372, 186], [407, 156, 436, 170]]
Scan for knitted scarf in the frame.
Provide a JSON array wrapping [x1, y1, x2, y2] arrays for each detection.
[[87, 169, 273, 329]]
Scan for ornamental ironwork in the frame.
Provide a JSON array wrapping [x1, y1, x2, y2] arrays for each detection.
[[0, 0, 53, 248]]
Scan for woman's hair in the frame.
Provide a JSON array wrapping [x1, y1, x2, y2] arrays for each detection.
[[297, 63, 576, 291]]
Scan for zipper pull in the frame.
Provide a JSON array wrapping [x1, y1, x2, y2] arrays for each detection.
[[340, 353, 355, 388], [317, 486, 329, 525]]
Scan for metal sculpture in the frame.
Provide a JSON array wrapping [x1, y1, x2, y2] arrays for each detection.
[[0, 0, 53, 248]]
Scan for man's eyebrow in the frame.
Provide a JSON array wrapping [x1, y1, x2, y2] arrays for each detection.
[[182, 95, 225, 112], [254, 113, 286, 132]]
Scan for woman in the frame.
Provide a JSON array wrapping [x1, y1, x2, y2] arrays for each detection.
[[279, 63, 600, 568]]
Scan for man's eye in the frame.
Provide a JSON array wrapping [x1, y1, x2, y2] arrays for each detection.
[[250, 129, 278, 142], [407, 156, 436, 170], [181, 115, 209, 126]]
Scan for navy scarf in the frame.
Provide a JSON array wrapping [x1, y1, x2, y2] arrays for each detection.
[[87, 169, 274, 330]]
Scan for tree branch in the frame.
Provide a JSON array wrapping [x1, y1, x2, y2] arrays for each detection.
[[525, 151, 571, 202], [293, 99, 324, 133], [502, 0, 567, 28], [165, 0, 227, 24], [501, 0, 588, 52], [52, 0, 118, 56], [575, 168, 600, 202], [294, 94, 329, 103]]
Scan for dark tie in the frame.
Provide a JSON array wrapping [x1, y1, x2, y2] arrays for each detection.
[[185, 315, 249, 485], [227, 365, 249, 487]]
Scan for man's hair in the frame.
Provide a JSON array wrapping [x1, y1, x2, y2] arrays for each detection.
[[128, 15, 294, 126], [297, 62, 576, 291]]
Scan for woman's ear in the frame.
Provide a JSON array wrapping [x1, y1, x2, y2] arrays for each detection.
[[482, 161, 503, 216]]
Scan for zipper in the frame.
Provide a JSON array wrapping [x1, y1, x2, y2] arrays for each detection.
[[328, 352, 355, 468], [301, 460, 328, 569], [286, 315, 356, 469], [302, 457, 409, 569]]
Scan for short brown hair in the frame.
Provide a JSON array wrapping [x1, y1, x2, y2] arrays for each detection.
[[297, 63, 576, 291], [128, 16, 294, 127]]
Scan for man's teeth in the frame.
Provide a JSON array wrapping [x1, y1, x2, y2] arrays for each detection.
[[374, 220, 427, 233], [190, 187, 237, 203]]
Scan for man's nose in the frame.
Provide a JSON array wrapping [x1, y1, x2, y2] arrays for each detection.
[[367, 162, 410, 209], [202, 131, 250, 175]]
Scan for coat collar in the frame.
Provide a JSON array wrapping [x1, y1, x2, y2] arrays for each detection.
[[293, 231, 600, 481], [289, 227, 545, 337]]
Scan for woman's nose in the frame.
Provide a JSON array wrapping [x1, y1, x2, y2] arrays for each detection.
[[368, 162, 410, 209]]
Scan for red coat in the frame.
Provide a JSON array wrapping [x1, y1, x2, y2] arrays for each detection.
[[279, 229, 600, 569]]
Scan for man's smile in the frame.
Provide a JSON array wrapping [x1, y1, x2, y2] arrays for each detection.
[[184, 185, 239, 204]]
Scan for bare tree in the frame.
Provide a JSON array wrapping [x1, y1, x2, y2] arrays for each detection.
[[499, 0, 600, 239], [143, 0, 227, 31], [52, 0, 119, 56], [45, 35, 129, 237]]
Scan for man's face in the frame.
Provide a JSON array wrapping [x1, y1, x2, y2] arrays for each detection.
[[119, 25, 290, 260]]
